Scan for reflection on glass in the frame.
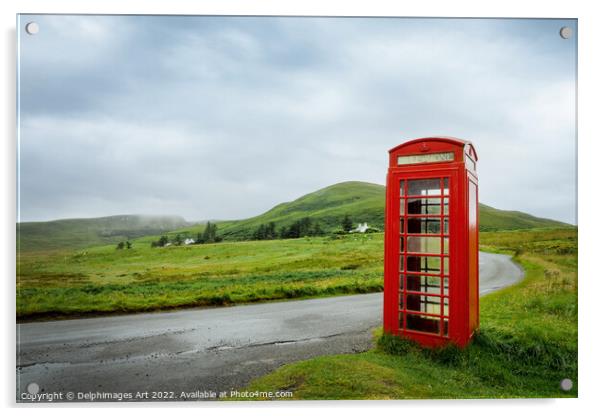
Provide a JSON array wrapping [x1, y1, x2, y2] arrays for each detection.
[[443, 237, 449, 254], [406, 274, 441, 294], [399, 312, 404, 329], [443, 297, 449, 316], [406, 314, 440, 334], [443, 197, 449, 215], [408, 236, 441, 254], [443, 178, 449, 195], [443, 257, 449, 274], [407, 256, 442, 273], [466, 155, 476, 171], [444, 218, 449, 234], [408, 198, 441, 215], [400, 180, 405, 196], [400, 218, 405, 234], [444, 277, 449, 295], [399, 255, 404, 271], [400, 236, 404, 252], [400, 198, 405, 215], [407, 294, 441, 314], [408, 217, 441, 234], [399, 293, 404, 310], [443, 318, 449, 336], [399, 274, 404, 290], [408, 179, 441, 196]]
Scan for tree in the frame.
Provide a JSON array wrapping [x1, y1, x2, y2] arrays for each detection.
[[299, 217, 312, 236], [342, 214, 353, 232], [126, 241, 132, 249], [311, 222, 323, 236], [174, 234, 183, 246], [288, 221, 301, 238], [116, 241, 125, 250], [200, 222, 220, 244], [202, 222, 212, 243], [279, 226, 288, 239], [252, 222, 278, 240], [266, 222, 277, 239], [158, 235, 169, 247], [253, 224, 267, 240]]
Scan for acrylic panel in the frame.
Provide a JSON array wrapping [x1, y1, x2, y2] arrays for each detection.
[[16, 14, 577, 402]]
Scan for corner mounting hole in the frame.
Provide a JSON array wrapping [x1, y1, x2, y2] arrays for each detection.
[[25, 22, 39, 35], [559, 26, 572, 39], [560, 378, 573, 391]]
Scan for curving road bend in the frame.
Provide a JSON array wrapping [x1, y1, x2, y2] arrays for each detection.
[[16, 252, 523, 401]]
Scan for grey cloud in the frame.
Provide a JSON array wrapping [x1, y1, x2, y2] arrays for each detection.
[[18, 16, 577, 224]]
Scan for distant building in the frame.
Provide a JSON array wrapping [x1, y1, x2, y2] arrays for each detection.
[[184, 238, 195, 245], [351, 222, 369, 233]]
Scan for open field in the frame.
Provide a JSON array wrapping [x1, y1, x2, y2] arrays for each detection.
[[17, 233, 384, 320], [18, 227, 575, 327], [235, 227, 577, 399]]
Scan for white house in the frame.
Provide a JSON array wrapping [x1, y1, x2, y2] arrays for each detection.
[[351, 222, 369, 233], [184, 238, 195, 245]]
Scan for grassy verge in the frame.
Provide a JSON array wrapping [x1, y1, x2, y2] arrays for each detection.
[[235, 228, 577, 399], [17, 233, 383, 320]]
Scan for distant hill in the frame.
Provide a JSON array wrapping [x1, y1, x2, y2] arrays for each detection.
[[17, 182, 571, 252], [170, 181, 571, 240], [17, 215, 188, 252], [477, 203, 569, 231]]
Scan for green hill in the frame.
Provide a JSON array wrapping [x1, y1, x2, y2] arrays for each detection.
[[215, 181, 386, 239], [478, 203, 569, 231], [17, 215, 188, 252], [169, 181, 570, 241]]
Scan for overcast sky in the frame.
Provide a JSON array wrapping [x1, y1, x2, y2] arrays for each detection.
[[18, 16, 577, 224]]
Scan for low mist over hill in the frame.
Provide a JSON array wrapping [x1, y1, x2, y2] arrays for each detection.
[[17, 215, 188, 252]]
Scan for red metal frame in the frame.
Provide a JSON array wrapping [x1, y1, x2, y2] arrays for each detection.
[[384, 137, 479, 348]]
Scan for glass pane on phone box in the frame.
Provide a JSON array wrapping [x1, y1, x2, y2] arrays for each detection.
[[406, 255, 442, 273], [408, 217, 441, 234], [406, 314, 440, 334], [408, 179, 441, 196], [406, 274, 441, 294], [408, 198, 441, 215], [407, 236, 441, 254]]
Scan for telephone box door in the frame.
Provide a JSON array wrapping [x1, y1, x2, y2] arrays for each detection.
[[386, 169, 458, 342]]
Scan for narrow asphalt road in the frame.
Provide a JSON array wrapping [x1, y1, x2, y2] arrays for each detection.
[[16, 252, 523, 402]]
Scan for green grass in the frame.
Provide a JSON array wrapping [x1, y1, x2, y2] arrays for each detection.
[[17, 233, 384, 319], [234, 228, 577, 399], [17, 227, 576, 327]]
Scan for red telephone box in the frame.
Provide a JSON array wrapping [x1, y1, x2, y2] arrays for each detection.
[[384, 137, 479, 347]]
